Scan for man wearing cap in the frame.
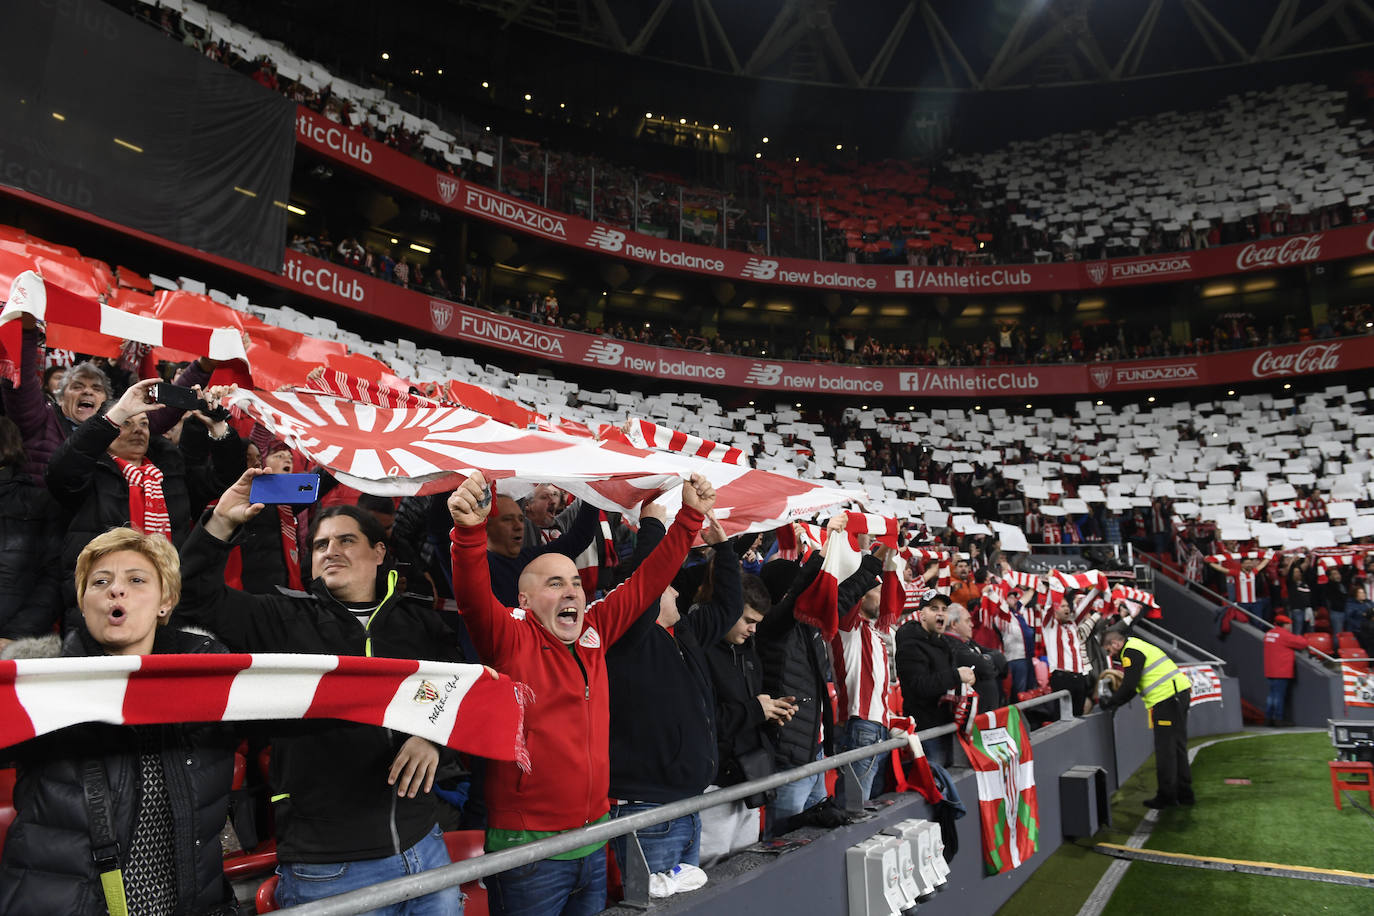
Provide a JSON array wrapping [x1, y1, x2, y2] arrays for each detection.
[[1263, 615, 1308, 727], [1099, 625, 1195, 808], [895, 590, 975, 766]]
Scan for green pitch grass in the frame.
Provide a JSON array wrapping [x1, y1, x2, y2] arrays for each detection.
[[998, 731, 1374, 916]]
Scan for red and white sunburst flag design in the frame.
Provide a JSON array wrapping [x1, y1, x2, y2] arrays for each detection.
[[226, 389, 863, 537], [0, 653, 533, 770]]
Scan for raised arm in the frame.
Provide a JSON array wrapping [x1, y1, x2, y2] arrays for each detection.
[[447, 472, 521, 664], [683, 513, 744, 647], [595, 476, 714, 646]]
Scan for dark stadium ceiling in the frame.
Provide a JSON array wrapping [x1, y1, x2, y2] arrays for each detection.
[[452, 0, 1374, 91]]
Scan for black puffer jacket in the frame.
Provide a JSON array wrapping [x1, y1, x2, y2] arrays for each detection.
[[0, 627, 236, 916], [175, 521, 465, 864], [756, 553, 834, 768], [0, 467, 64, 638], [45, 413, 238, 618], [704, 637, 773, 785]]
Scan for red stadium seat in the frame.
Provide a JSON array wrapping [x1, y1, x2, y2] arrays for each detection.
[[1306, 632, 1334, 655], [223, 838, 277, 881], [444, 830, 489, 916], [255, 874, 279, 913], [1338, 632, 1361, 651], [0, 767, 16, 858]]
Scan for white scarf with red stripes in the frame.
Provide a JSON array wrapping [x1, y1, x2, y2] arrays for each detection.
[[0, 653, 532, 770], [114, 457, 172, 540]]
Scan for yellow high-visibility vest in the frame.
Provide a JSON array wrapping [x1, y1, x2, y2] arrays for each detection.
[[1122, 637, 1191, 708]]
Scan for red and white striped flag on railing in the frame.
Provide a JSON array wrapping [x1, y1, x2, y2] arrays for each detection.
[[0, 653, 532, 770]]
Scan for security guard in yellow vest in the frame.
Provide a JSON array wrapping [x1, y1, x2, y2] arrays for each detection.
[[1099, 625, 1194, 808]]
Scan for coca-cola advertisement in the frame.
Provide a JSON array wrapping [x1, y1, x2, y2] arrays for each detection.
[[1235, 235, 1324, 272], [276, 251, 1374, 397], [293, 107, 1374, 297]]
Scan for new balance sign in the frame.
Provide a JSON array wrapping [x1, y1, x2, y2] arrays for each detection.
[[585, 227, 625, 252], [583, 340, 624, 366]]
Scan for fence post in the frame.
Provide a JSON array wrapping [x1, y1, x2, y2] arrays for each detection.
[[620, 831, 653, 909]]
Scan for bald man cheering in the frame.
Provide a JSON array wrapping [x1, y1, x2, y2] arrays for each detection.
[[448, 472, 715, 916]]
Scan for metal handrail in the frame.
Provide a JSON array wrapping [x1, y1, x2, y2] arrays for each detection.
[[1136, 552, 1342, 666], [1133, 618, 1228, 669], [278, 690, 1076, 914]]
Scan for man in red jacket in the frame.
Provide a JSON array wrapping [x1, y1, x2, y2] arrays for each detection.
[[1263, 614, 1308, 727], [448, 470, 715, 916]]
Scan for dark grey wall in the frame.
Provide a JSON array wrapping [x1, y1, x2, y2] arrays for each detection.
[[619, 697, 1244, 916], [1152, 575, 1370, 725]]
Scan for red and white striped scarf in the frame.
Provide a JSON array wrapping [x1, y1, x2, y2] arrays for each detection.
[[114, 457, 171, 540], [1109, 585, 1162, 620], [0, 653, 532, 771]]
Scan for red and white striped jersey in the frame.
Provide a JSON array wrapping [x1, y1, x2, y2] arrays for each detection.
[[1039, 614, 1087, 674], [832, 608, 892, 725]]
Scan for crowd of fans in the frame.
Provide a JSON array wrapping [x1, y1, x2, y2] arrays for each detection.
[[7, 215, 1374, 911], [131, 2, 1371, 270]]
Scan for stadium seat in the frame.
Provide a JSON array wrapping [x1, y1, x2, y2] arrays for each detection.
[[1338, 632, 1361, 651], [444, 830, 489, 916], [1329, 760, 1374, 811], [223, 838, 278, 881], [0, 767, 16, 858], [255, 874, 279, 913], [1306, 633, 1334, 655]]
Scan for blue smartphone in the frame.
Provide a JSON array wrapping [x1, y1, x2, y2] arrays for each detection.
[[249, 472, 321, 505]]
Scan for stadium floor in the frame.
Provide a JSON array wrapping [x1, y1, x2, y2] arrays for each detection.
[[1000, 730, 1374, 916]]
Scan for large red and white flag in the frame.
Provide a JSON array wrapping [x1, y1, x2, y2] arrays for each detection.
[[0, 653, 532, 769], [225, 389, 863, 537]]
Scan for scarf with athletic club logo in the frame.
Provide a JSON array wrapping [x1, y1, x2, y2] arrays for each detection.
[[0, 653, 533, 770], [957, 705, 1040, 875]]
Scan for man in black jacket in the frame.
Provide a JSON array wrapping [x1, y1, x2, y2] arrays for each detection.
[[946, 602, 1006, 713], [755, 555, 834, 825], [175, 468, 464, 914], [701, 573, 794, 862], [485, 492, 601, 606], [605, 508, 741, 875], [895, 590, 974, 766]]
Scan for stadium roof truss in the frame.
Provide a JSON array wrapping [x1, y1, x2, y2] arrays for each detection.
[[456, 0, 1374, 90]]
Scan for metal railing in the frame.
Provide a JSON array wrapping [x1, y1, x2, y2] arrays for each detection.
[[277, 690, 1076, 914], [1133, 618, 1228, 669]]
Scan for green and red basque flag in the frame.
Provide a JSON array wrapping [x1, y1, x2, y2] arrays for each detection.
[[957, 705, 1039, 875]]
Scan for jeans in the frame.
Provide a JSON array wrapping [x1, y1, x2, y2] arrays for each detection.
[[487, 849, 606, 916], [610, 803, 700, 875], [1266, 677, 1291, 722], [275, 824, 463, 916], [834, 717, 886, 807], [1331, 610, 1346, 635], [1291, 607, 1308, 636], [1007, 658, 1033, 698], [769, 749, 828, 826]]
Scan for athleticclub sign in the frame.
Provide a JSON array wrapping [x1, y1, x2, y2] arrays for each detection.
[[274, 250, 1374, 398]]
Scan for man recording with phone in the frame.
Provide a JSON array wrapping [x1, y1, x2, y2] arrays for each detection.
[[173, 468, 467, 913]]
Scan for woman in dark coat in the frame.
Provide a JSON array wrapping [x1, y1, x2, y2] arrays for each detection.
[[0, 417, 65, 646], [0, 527, 237, 916]]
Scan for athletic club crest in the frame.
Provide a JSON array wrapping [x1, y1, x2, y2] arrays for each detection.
[[1089, 365, 1112, 389], [413, 680, 440, 703], [430, 300, 453, 332], [1086, 263, 1107, 285], [436, 175, 459, 204], [578, 627, 601, 649]]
